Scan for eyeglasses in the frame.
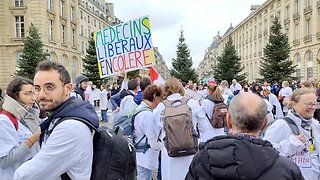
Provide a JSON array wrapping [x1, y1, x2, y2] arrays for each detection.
[[21, 91, 36, 96], [302, 102, 319, 108], [34, 84, 63, 95]]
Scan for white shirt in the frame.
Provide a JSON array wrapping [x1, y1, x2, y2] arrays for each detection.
[[100, 89, 108, 110], [264, 111, 320, 180], [0, 115, 40, 180], [14, 120, 93, 180], [85, 86, 94, 106], [268, 93, 284, 119], [201, 99, 225, 137], [153, 93, 215, 180], [230, 83, 242, 94], [134, 102, 162, 170], [279, 87, 293, 113], [119, 91, 138, 115]]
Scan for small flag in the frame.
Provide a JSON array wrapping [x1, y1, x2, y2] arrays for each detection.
[[149, 66, 165, 85]]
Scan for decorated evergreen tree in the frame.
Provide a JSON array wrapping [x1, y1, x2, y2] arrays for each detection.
[[16, 23, 47, 79], [213, 37, 246, 83], [259, 17, 295, 83], [83, 33, 103, 86], [170, 29, 198, 83]]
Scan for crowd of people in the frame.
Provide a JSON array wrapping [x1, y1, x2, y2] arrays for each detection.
[[0, 60, 320, 180]]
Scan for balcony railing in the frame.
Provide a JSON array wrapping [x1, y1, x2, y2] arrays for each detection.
[[303, 35, 312, 42], [317, 1, 320, 9], [293, 12, 300, 20], [304, 6, 312, 15], [283, 17, 290, 24], [293, 39, 300, 46]]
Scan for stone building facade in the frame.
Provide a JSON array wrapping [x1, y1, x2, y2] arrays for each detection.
[[199, 0, 320, 82]]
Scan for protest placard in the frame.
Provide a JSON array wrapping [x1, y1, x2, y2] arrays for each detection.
[[95, 15, 155, 78]]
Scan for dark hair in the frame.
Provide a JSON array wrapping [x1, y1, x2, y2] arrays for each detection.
[[6, 77, 33, 100], [132, 74, 141, 80], [35, 60, 71, 84], [140, 77, 151, 91], [143, 84, 162, 102], [128, 79, 139, 91]]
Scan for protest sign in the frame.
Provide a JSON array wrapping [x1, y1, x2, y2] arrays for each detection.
[[95, 15, 155, 77]]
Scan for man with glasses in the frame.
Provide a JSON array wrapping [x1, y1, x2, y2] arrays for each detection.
[[14, 61, 99, 179]]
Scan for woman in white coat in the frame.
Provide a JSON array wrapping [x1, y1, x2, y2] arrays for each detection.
[[0, 78, 40, 180], [201, 84, 226, 137], [153, 78, 215, 180], [264, 88, 320, 180], [133, 84, 163, 180]]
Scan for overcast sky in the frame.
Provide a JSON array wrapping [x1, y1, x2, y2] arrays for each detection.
[[108, 0, 266, 69]]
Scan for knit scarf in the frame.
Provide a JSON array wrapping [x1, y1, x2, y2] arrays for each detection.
[[2, 95, 40, 133], [291, 109, 312, 130]]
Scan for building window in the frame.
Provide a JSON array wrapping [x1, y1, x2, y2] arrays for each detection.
[[88, 15, 90, 23], [94, 19, 96, 27], [72, 29, 75, 47], [71, 7, 75, 21], [88, 29, 91, 38], [61, 24, 65, 43], [296, 53, 301, 64], [99, 22, 101, 29], [49, 20, 54, 41], [15, 0, 23, 7], [48, 0, 53, 11], [60, 0, 64, 17], [307, 67, 313, 79], [81, 41, 84, 53], [285, 6, 289, 18], [295, 23, 299, 40], [306, 0, 312, 7], [81, 25, 83, 35], [306, 51, 313, 62], [15, 16, 24, 38], [306, 19, 311, 36], [295, 0, 299, 13], [80, 11, 83, 19], [296, 69, 301, 79]]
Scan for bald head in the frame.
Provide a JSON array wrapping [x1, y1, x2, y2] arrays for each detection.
[[228, 92, 267, 132]]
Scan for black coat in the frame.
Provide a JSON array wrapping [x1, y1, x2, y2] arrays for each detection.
[[186, 135, 304, 180]]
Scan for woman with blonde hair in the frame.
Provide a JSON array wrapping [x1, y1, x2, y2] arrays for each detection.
[[201, 84, 225, 137], [264, 88, 320, 180], [0, 77, 40, 179], [153, 78, 214, 180]]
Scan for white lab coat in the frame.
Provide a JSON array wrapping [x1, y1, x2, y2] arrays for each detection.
[[264, 110, 320, 180], [153, 93, 215, 180]]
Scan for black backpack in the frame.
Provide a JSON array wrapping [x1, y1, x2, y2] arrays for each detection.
[[52, 117, 137, 180]]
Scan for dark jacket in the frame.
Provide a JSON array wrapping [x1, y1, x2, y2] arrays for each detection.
[[186, 135, 304, 180], [73, 86, 85, 100], [40, 97, 99, 142], [134, 91, 143, 105]]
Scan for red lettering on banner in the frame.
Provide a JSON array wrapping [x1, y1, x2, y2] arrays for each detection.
[[112, 57, 117, 72], [135, 51, 143, 66], [128, 51, 135, 69]]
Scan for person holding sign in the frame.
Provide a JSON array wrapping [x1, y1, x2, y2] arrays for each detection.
[[264, 88, 320, 180]]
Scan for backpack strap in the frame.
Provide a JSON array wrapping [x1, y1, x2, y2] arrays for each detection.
[[0, 110, 18, 130], [51, 116, 99, 135], [131, 107, 152, 152], [283, 117, 300, 135]]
